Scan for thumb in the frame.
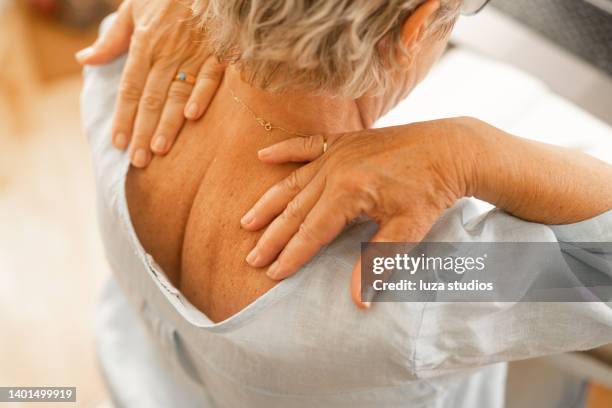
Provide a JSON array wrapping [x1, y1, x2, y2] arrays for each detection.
[[76, 1, 134, 65], [257, 134, 330, 164], [350, 215, 434, 309]]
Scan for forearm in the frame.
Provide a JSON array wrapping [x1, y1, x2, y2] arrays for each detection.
[[462, 118, 612, 224]]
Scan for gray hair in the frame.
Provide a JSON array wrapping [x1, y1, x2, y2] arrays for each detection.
[[193, 0, 459, 97]]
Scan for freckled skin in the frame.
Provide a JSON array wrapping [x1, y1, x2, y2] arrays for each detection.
[[126, 109, 298, 322], [125, 68, 364, 322]]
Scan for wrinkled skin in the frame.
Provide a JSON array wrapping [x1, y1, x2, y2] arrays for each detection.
[[76, 0, 224, 167]]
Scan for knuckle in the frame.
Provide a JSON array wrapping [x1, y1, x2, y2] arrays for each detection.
[[282, 198, 304, 221], [127, 36, 151, 58], [297, 222, 324, 247], [283, 171, 304, 193], [302, 135, 317, 153], [140, 93, 164, 111], [278, 256, 299, 275], [207, 56, 226, 71], [199, 63, 224, 82], [118, 81, 142, 102], [334, 170, 381, 213], [198, 71, 218, 83], [154, 58, 177, 71], [133, 26, 153, 41], [258, 189, 277, 210], [156, 119, 181, 136], [257, 238, 278, 257], [167, 83, 192, 102]]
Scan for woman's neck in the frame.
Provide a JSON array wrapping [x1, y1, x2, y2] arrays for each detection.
[[222, 66, 366, 138]]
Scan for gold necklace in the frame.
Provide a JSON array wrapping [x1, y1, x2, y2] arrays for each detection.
[[229, 89, 313, 138]]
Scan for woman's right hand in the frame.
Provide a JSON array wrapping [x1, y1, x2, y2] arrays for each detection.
[[76, 0, 225, 167], [241, 118, 476, 307], [241, 116, 612, 308]]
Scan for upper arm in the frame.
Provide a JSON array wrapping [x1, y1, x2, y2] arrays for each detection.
[[412, 201, 612, 378]]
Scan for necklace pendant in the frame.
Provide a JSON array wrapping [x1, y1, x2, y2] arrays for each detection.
[[230, 88, 312, 137], [257, 117, 273, 131]]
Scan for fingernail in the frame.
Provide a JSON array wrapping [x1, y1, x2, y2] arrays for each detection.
[[245, 248, 259, 266], [152, 135, 167, 153], [75, 47, 93, 62], [186, 102, 199, 119], [114, 132, 128, 149], [361, 302, 371, 309], [132, 148, 149, 168], [241, 210, 255, 226], [266, 261, 282, 279], [257, 148, 271, 159]]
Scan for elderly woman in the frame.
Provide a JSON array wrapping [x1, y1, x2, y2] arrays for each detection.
[[81, 0, 612, 406]]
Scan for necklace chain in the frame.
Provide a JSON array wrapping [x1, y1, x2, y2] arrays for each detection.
[[229, 89, 313, 138]]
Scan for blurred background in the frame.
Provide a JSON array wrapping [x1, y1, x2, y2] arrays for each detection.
[[0, 0, 117, 407], [0, 0, 612, 407]]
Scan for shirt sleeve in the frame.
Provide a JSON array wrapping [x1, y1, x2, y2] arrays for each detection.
[[80, 14, 124, 150], [413, 199, 612, 379]]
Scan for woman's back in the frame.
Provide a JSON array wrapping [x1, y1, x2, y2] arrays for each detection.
[[125, 67, 363, 321], [126, 87, 285, 322]]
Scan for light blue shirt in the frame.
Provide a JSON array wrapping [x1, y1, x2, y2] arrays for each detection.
[[83, 16, 612, 408]]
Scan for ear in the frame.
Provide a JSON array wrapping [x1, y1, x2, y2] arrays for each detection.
[[399, 0, 441, 56]]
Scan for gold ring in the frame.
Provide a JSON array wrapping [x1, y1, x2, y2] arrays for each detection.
[[174, 71, 197, 85]]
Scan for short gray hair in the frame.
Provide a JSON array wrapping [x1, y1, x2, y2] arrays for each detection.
[[193, 0, 459, 97]]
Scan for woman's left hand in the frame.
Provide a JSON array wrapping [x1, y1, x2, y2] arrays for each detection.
[[240, 118, 476, 308], [76, 0, 225, 167]]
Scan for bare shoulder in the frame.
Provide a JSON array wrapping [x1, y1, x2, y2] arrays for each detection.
[[125, 120, 293, 322], [178, 150, 292, 322]]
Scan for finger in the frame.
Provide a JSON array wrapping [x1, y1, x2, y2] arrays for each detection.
[[184, 56, 226, 120], [150, 79, 192, 155], [240, 163, 318, 231], [150, 56, 206, 155], [266, 187, 357, 280], [257, 134, 329, 164], [129, 61, 181, 167], [111, 37, 152, 151], [246, 177, 324, 268], [350, 259, 367, 309], [351, 215, 435, 309], [76, 0, 134, 65]]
